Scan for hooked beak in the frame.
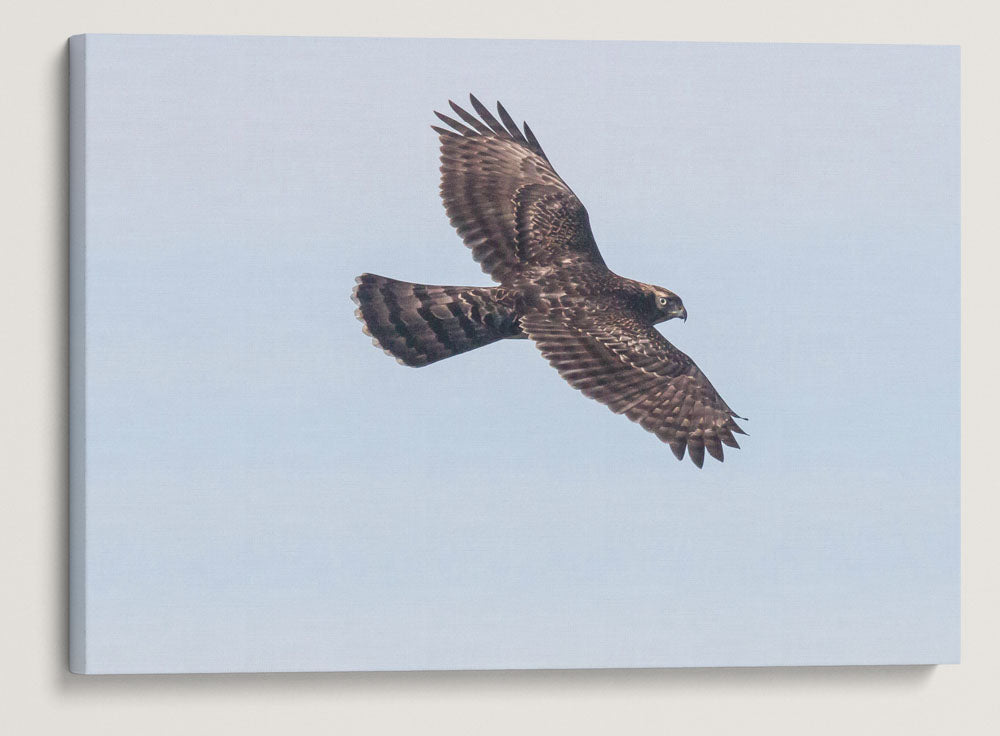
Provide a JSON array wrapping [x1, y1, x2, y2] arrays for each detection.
[[673, 305, 688, 322]]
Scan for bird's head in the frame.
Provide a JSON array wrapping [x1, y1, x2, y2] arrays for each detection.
[[647, 286, 687, 325]]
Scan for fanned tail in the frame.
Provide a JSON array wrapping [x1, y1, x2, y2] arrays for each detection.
[[352, 273, 520, 367]]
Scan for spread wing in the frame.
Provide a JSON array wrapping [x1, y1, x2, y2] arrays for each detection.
[[433, 95, 607, 285], [522, 307, 747, 467]]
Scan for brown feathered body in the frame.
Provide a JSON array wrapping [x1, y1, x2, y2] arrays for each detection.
[[352, 96, 746, 467]]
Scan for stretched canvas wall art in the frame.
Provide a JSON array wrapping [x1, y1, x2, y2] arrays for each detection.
[[69, 34, 960, 673]]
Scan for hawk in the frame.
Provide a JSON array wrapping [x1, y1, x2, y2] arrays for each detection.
[[352, 95, 746, 466]]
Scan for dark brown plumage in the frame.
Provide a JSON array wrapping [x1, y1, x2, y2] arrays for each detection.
[[352, 95, 746, 466]]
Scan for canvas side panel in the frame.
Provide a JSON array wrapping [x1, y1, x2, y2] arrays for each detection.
[[68, 33, 88, 674]]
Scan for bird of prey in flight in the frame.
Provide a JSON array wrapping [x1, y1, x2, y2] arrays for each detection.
[[352, 95, 746, 466]]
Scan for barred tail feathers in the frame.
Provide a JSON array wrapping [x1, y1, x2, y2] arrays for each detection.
[[352, 273, 517, 366]]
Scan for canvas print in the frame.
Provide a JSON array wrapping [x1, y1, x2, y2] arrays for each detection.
[[69, 35, 960, 673]]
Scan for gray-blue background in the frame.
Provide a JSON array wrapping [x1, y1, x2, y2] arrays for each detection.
[[79, 35, 959, 672]]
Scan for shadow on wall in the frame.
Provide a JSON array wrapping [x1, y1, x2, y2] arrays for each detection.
[[58, 662, 936, 696]]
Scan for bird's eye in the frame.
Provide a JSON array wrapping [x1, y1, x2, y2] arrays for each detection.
[[658, 297, 668, 306]]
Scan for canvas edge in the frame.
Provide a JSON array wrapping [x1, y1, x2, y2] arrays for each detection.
[[68, 32, 88, 675]]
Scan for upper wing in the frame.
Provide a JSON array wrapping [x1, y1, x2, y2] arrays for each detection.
[[522, 307, 746, 467], [433, 95, 607, 285]]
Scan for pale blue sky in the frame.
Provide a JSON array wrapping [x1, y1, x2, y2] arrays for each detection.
[[78, 35, 958, 672]]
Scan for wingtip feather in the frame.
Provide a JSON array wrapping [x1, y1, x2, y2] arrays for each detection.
[[687, 439, 706, 468], [669, 439, 686, 462], [434, 110, 475, 135], [705, 436, 725, 462]]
